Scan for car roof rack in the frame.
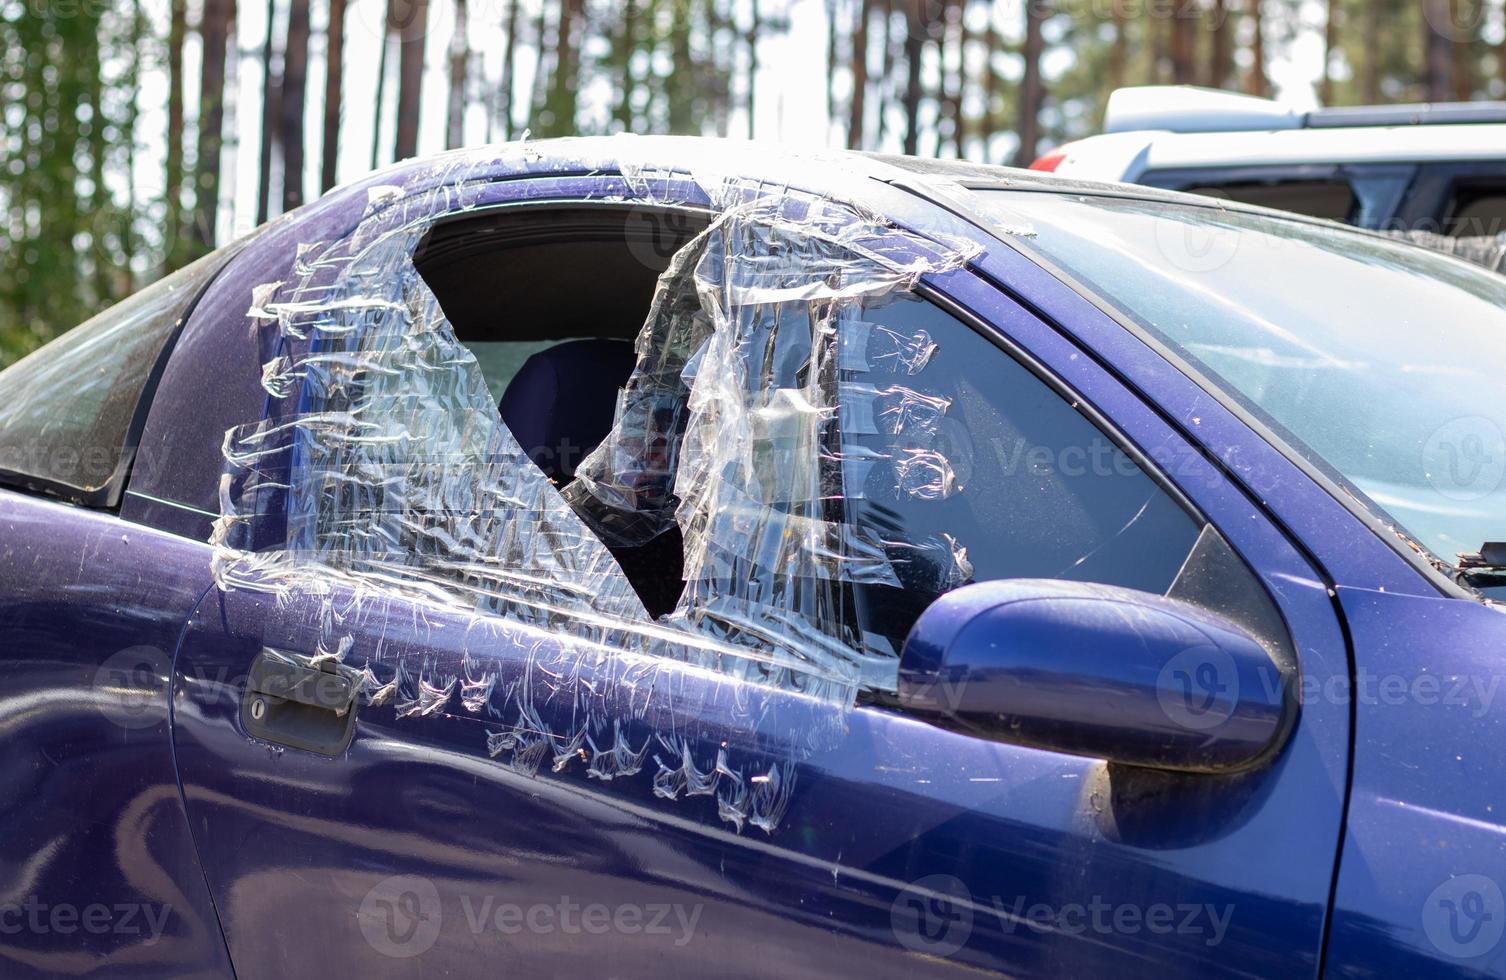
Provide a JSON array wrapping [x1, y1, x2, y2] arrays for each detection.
[[1305, 102, 1506, 127], [1105, 85, 1506, 134]]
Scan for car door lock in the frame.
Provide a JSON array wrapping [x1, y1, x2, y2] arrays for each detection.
[[241, 648, 360, 756]]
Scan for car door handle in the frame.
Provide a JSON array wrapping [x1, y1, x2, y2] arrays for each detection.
[[241, 648, 360, 756]]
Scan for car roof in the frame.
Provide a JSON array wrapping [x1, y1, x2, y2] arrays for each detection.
[[329, 135, 1397, 266], [1137, 124, 1506, 169], [1046, 86, 1506, 179], [1105, 85, 1506, 134], [350, 133, 1179, 205]]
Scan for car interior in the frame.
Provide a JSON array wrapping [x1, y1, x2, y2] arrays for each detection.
[[413, 204, 712, 616]]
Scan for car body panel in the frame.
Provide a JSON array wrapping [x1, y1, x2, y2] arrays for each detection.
[[0, 490, 232, 978], [1324, 588, 1506, 977], [155, 155, 1353, 975], [1051, 125, 1506, 184]]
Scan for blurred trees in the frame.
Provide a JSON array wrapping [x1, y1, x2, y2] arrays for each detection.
[[0, 0, 145, 362], [2, 0, 1506, 364]]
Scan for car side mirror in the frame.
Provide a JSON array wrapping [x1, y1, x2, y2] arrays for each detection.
[[898, 579, 1296, 774]]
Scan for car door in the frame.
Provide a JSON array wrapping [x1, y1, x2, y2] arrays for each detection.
[[166, 178, 1351, 979], [0, 250, 246, 978]]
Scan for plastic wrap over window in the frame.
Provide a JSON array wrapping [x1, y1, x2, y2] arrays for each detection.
[[212, 151, 976, 828], [566, 192, 978, 689]]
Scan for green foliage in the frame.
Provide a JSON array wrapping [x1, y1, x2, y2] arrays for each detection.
[[2, 0, 1501, 369], [0, 0, 146, 367]]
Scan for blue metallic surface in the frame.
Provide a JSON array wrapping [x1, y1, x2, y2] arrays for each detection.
[[155, 161, 1352, 975], [0, 490, 232, 978], [898, 579, 1292, 772], [3, 139, 1500, 977], [1325, 588, 1506, 977]]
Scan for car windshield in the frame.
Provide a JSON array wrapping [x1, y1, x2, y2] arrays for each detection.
[[973, 189, 1506, 572]]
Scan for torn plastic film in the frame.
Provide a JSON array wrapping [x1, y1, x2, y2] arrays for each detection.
[[211, 146, 978, 830]]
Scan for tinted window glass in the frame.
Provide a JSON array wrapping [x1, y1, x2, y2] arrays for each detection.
[[1445, 181, 1506, 237], [845, 295, 1203, 661], [1178, 180, 1356, 222], [979, 190, 1506, 568], [0, 248, 232, 502]]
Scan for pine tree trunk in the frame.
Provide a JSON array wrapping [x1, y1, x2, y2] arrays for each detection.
[[848, 0, 870, 149], [543, 0, 581, 135], [1150, 7, 1169, 82], [938, 0, 961, 156], [527, 0, 551, 130], [165, 0, 187, 266], [1209, 0, 1231, 89], [746, 0, 760, 137], [446, 0, 469, 148], [1014, 0, 1044, 165], [281, 0, 310, 209], [499, 0, 519, 138], [981, 22, 998, 157], [1170, 5, 1197, 83], [256, 0, 279, 225], [1106, 1, 1128, 89], [666, 0, 695, 133], [613, 0, 636, 131], [901, 0, 924, 154], [194, 0, 237, 251], [1452, 10, 1474, 102], [1320, 0, 1338, 103], [1362, 0, 1380, 101], [394, 0, 430, 159], [957, 0, 974, 155], [825, 0, 840, 131], [1422, 0, 1451, 101], [1500, 25, 1506, 104], [372, 0, 393, 167], [87, 32, 109, 302], [123, 0, 144, 288], [873, 0, 892, 145], [321, 0, 346, 192], [1243, 0, 1267, 97]]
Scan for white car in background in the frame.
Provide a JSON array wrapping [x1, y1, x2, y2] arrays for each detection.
[[1034, 85, 1506, 236]]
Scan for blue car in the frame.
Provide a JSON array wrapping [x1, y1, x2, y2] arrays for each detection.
[[0, 137, 1503, 979]]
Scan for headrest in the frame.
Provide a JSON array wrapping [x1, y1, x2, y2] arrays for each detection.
[[498, 338, 636, 484]]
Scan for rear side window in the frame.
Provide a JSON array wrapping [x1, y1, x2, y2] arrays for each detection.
[[1178, 180, 1356, 222], [1142, 166, 1415, 229], [1444, 180, 1506, 237], [0, 249, 232, 504]]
